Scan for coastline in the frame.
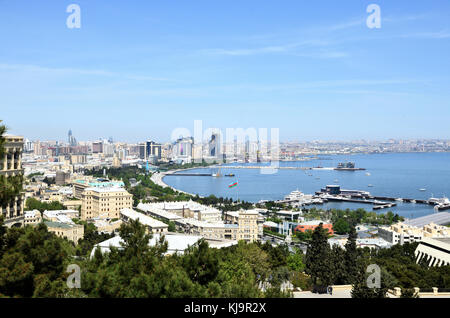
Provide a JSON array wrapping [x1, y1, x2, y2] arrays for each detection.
[[151, 167, 206, 197]]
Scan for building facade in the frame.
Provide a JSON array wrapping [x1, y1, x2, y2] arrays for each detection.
[[45, 221, 84, 244], [378, 222, 449, 245], [415, 237, 450, 267], [120, 208, 168, 234], [81, 187, 133, 220], [1, 135, 25, 227]]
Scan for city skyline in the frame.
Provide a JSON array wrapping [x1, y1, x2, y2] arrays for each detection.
[[2, 1, 450, 142]]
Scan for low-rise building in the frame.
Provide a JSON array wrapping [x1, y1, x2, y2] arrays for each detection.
[[328, 237, 392, 249], [120, 208, 168, 234], [141, 201, 221, 222], [90, 232, 237, 257], [44, 221, 84, 244], [24, 209, 42, 226], [378, 222, 449, 245], [90, 218, 122, 234], [43, 209, 79, 223], [294, 220, 334, 235], [138, 203, 260, 242]]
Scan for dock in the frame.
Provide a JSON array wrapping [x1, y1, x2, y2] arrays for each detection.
[[165, 173, 235, 177]]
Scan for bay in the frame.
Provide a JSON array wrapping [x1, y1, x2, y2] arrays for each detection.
[[163, 152, 450, 219]]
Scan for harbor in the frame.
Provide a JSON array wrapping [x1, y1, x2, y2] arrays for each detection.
[[162, 153, 450, 219], [274, 185, 450, 212]]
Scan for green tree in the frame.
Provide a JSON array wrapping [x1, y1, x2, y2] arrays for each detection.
[[287, 247, 305, 272], [182, 239, 219, 286], [344, 225, 359, 284], [333, 218, 350, 234], [305, 223, 334, 289]]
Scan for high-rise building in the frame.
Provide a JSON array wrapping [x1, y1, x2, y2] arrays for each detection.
[[92, 141, 103, 154], [146, 141, 162, 160], [208, 133, 221, 158], [173, 137, 193, 157], [68, 129, 77, 146], [138, 143, 146, 159]]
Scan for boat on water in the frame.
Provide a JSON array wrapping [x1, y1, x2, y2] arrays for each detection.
[[419, 188, 426, 191], [368, 184, 374, 187], [335, 161, 366, 171], [334, 179, 339, 183], [366, 172, 371, 176], [395, 198, 403, 202], [428, 197, 450, 205], [284, 190, 315, 204]]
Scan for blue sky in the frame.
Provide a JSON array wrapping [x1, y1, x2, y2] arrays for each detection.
[[1, 0, 450, 142]]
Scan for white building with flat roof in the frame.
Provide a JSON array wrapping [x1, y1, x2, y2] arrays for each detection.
[[90, 232, 237, 257], [120, 208, 168, 234], [139, 201, 221, 222], [378, 222, 450, 245]]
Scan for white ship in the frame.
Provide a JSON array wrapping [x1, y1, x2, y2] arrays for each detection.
[[428, 196, 450, 205], [284, 189, 314, 204]]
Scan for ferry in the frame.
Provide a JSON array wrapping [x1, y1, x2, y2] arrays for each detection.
[[335, 161, 366, 171]]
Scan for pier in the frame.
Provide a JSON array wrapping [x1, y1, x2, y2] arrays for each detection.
[[166, 173, 213, 176], [165, 173, 235, 177]]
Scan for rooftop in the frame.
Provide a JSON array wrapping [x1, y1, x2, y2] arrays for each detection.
[[120, 208, 168, 228], [91, 232, 237, 257], [44, 221, 79, 229], [404, 212, 450, 227]]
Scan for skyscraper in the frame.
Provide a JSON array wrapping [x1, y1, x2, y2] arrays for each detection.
[[68, 129, 77, 146], [208, 132, 221, 158]]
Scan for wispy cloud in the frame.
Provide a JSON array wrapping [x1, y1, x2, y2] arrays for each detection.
[[0, 63, 171, 81], [399, 30, 450, 39], [199, 38, 346, 58]]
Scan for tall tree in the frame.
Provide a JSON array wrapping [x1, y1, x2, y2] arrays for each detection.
[[344, 225, 359, 284], [305, 223, 334, 289]]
